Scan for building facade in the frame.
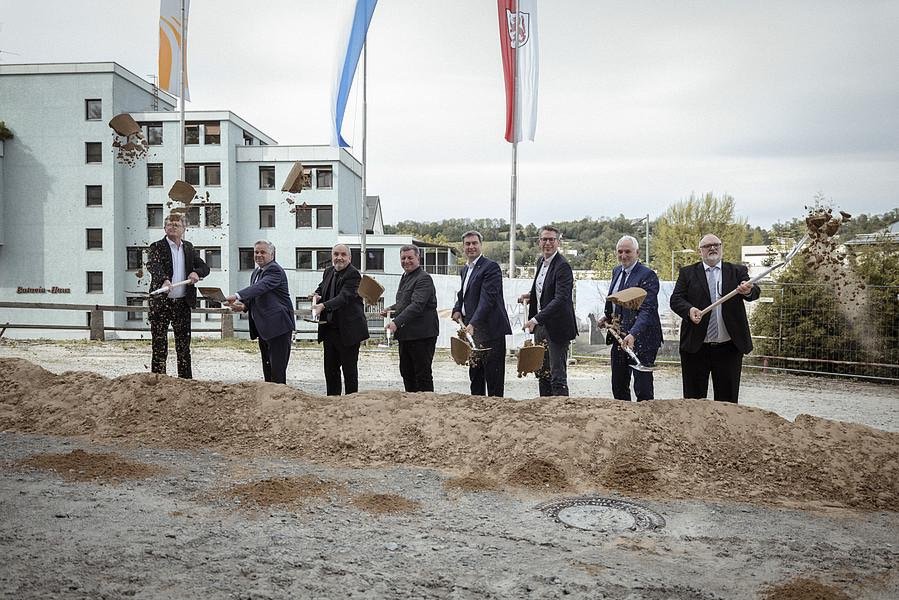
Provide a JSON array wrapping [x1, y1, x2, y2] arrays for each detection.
[[0, 62, 455, 339]]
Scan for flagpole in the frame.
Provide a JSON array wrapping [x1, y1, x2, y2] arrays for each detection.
[[178, 0, 186, 182], [508, 13, 519, 279], [360, 37, 368, 274]]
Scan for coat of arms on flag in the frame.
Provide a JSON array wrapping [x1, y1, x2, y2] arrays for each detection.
[[505, 9, 530, 48]]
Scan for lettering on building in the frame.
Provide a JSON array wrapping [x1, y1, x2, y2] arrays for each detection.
[[16, 286, 71, 294]]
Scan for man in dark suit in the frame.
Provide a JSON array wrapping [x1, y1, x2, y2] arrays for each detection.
[[598, 235, 663, 401], [312, 244, 369, 395], [226, 240, 295, 384], [383, 245, 439, 392], [519, 226, 578, 396], [146, 212, 209, 379], [670, 233, 760, 402], [452, 230, 512, 397]]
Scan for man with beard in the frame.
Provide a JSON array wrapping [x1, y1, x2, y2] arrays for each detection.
[[312, 244, 369, 395], [670, 233, 760, 402]]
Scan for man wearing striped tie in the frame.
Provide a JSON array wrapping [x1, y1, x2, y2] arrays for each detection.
[[670, 234, 760, 402]]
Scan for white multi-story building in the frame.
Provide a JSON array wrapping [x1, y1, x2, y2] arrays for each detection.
[[0, 62, 456, 339]]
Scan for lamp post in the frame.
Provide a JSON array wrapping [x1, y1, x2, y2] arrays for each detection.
[[670, 248, 696, 280], [631, 214, 651, 268]]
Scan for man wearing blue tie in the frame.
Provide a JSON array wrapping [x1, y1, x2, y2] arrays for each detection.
[[598, 235, 662, 401], [670, 234, 760, 402], [452, 231, 512, 397], [225, 241, 295, 385]]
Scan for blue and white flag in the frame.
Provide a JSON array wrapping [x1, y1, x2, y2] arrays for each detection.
[[331, 0, 378, 148]]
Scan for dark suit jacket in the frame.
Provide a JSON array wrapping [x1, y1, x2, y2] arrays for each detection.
[[236, 261, 295, 341], [452, 255, 512, 340], [315, 264, 369, 346], [146, 237, 209, 312], [388, 267, 439, 341], [670, 261, 760, 354], [604, 261, 663, 363], [527, 253, 577, 343]]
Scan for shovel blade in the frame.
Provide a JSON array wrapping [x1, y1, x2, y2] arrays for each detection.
[[629, 364, 656, 373]]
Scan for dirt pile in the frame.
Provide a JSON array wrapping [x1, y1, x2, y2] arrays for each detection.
[[763, 577, 851, 600], [2, 357, 898, 511], [17, 449, 165, 483]]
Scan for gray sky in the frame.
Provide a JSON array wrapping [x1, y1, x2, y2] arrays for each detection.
[[1, 0, 897, 227]]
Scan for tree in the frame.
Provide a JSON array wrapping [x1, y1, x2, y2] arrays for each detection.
[[653, 192, 748, 279]]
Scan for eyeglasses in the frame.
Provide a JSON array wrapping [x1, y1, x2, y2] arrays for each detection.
[[700, 243, 721, 249], [540, 237, 559, 243]]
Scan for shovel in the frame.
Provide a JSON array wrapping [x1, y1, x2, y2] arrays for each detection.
[[698, 234, 809, 317], [150, 279, 194, 295], [601, 323, 656, 372]]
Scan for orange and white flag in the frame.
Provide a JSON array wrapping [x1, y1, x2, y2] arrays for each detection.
[[158, 0, 190, 100]]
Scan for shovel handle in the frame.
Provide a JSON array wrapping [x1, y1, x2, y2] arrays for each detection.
[[150, 278, 193, 295]]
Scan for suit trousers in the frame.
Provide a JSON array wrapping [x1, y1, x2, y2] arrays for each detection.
[[150, 298, 193, 379], [397, 337, 437, 392], [469, 334, 506, 397], [258, 331, 292, 384], [610, 343, 654, 401], [680, 341, 743, 403], [322, 327, 360, 396], [534, 325, 570, 396]]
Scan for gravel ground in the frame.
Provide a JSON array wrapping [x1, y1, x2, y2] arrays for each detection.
[[1, 340, 898, 599]]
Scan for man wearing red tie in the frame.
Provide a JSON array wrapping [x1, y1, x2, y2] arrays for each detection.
[[670, 234, 760, 402]]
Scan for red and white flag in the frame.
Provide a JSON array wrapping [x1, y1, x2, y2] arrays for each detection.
[[497, 0, 539, 142]]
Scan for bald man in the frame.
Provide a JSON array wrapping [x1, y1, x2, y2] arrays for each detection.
[[312, 244, 369, 395]]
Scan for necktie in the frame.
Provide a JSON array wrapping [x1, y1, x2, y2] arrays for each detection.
[[612, 269, 629, 314], [252, 268, 261, 284], [706, 267, 719, 342]]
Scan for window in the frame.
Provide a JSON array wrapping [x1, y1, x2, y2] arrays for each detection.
[[85, 142, 102, 164], [239, 248, 255, 270], [295, 205, 312, 228], [126, 297, 145, 321], [243, 131, 254, 146], [204, 204, 221, 228], [126, 247, 144, 270], [302, 168, 313, 190], [184, 124, 200, 145], [85, 99, 102, 120], [147, 205, 163, 228], [184, 164, 200, 186], [202, 247, 222, 270], [205, 164, 221, 186], [186, 207, 200, 227], [85, 185, 102, 207], [295, 296, 313, 311], [317, 206, 333, 228], [259, 166, 275, 189], [203, 122, 220, 145], [316, 166, 333, 189], [259, 206, 276, 228], [296, 249, 313, 270], [86, 271, 103, 293], [86, 229, 103, 250], [145, 123, 163, 145], [316, 249, 332, 270], [147, 163, 163, 186], [351, 248, 384, 271]]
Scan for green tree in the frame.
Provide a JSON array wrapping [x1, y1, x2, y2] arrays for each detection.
[[654, 192, 748, 279]]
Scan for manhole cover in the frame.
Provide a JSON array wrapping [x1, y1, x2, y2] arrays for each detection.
[[536, 496, 665, 532]]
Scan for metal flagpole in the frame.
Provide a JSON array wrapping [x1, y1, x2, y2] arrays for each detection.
[[178, 0, 186, 182], [508, 11, 519, 279], [360, 38, 368, 274]]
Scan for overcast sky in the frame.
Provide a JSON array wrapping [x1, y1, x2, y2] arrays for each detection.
[[1, 0, 897, 228]]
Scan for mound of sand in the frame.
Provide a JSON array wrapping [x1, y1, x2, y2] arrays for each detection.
[[2, 358, 897, 510]]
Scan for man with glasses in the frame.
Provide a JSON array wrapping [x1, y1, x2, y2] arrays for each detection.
[[597, 235, 662, 401], [146, 212, 209, 379], [519, 226, 578, 396], [670, 234, 760, 402]]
